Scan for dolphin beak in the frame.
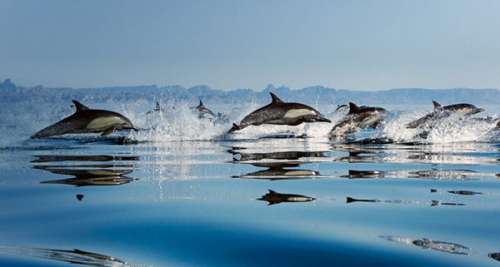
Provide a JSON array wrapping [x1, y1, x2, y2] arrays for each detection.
[[227, 123, 240, 133], [468, 108, 484, 115], [317, 116, 331, 123]]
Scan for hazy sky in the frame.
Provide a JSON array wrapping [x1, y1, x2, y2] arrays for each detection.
[[1, 0, 500, 90]]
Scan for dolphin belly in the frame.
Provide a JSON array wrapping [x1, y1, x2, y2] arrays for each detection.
[[329, 119, 357, 137], [283, 109, 316, 119], [286, 196, 314, 202], [359, 115, 383, 129], [86, 116, 127, 131], [284, 170, 319, 176]]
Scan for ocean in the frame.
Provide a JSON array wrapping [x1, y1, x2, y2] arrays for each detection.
[[0, 94, 499, 266]]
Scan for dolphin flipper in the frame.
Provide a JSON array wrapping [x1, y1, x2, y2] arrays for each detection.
[[101, 127, 116, 136]]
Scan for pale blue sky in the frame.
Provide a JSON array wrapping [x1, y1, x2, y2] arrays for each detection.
[[1, 0, 500, 90]]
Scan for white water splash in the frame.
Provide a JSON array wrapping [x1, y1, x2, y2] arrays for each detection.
[[0, 94, 498, 146], [384, 111, 499, 143]]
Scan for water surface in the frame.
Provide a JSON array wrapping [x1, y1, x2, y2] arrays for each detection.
[[0, 137, 499, 266]]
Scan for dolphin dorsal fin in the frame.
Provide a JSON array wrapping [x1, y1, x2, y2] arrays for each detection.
[[270, 93, 284, 104], [72, 100, 89, 112], [197, 99, 204, 108], [268, 189, 277, 194], [432, 100, 442, 110], [348, 102, 360, 114]]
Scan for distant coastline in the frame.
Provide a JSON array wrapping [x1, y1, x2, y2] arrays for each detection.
[[1, 79, 499, 106]]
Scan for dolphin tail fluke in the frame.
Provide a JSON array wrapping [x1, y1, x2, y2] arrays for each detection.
[[228, 123, 241, 133]]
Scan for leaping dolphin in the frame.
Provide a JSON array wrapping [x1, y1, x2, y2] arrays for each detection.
[[228, 92, 330, 133], [406, 100, 484, 129], [192, 99, 216, 120], [146, 101, 163, 114], [31, 100, 135, 138], [329, 102, 388, 138]]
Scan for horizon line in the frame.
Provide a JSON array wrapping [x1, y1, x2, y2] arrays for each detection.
[[1, 79, 499, 93]]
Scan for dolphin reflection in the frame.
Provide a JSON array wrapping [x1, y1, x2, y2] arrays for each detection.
[[31, 154, 139, 163], [32, 153, 138, 186], [490, 252, 500, 262], [229, 149, 327, 162], [235, 162, 320, 180], [0, 246, 128, 266], [258, 190, 315, 205], [343, 170, 385, 179], [381, 235, 470, 255], [37, 167, 135, 187]]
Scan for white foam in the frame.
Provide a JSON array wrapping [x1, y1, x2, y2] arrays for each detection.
[[0, 95, 498, 146]]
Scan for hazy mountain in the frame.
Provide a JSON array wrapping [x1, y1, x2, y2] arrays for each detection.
[[1, 79, 499, 107]]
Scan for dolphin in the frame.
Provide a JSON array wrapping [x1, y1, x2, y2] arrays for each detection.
[[258, 189, 315, 205], [193, 99, 216, 120], [329, 102, 388, 138], [407, 100, 484, 129], [228, 92, 330, 133], [146, 101, 163, 114], [31, 100, 135, 138]]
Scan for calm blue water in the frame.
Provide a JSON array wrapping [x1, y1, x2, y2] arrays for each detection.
[[0, 137, 499, 266]]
